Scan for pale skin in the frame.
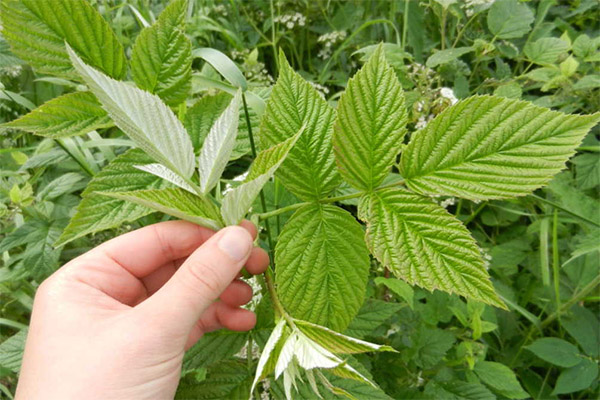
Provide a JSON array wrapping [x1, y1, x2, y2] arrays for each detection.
[[15, 220, 270, 400]]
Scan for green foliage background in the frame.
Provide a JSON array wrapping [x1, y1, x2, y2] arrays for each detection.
[[0, 0, 599, 398]]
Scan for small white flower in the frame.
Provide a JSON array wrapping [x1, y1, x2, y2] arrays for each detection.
[[440, 197, 456, 208], [440, 87, 458, 105]]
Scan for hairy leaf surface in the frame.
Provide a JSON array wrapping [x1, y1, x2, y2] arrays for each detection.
[[259, 51, 339, 200], [198, 91, 240, 194], [130, 0, 191, 106], [333, 45, 407, 191], [275, 204, 370, 330], [0, 0, 126, 79], [3, 92, 112, 138], [359, 187, 504, 308], [68, 45, 195, 179], [101, 188, 222, 230], [134, 163, 196, 194], [400, 95, 600, 200], [56, 149, 166, 246]]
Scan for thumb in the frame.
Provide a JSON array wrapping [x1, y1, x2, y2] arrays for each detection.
[[137, 225, 253, 332]]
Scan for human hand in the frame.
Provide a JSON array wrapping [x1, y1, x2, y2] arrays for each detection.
[[15, 220, 269, 400]]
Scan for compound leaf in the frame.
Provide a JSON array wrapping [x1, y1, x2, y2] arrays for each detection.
[[333, 44, 407, 191], [400, 95, 600, 200], [130, 0, 191, 106], [68, 45, 196, 179], [198, 91, 241, 194], [359, 187, 505, 308], [275, 203, 370, 331], [0, 0, 126, 79], [56, 149, 167, 247], [259, 51, 340, 200], [3, 92, 112, 138], [101, 188, 222, 231]]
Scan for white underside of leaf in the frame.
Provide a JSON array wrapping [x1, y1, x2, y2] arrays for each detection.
[[250, 319, 286, 395], [135, 163, 196, 194]]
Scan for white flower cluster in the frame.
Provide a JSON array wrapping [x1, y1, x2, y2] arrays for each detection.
[[439, 197, 456, 209], [440, 87, 458, 105], [480, 248, 493, 269], [1, 65, 22, 79], [274, 13, 306, 30], [309, 81, 330, 97], [317, 30, 347, 59], [210, 4, 228, 17], [408, 62, 435, 80], [415, 114, 434, 130]]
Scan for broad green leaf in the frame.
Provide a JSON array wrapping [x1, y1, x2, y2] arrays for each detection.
[[134, 163, 196, 194], [130, 0, 191, 106], [198, 91, 241, 194], [424, 381, 495, 400], [410, 326, 455, 369], [183, 331, 248, 371], [275, 203, 370, 331], [572, 75, 600, 91], [259, 51, 340, 200], [0, 329, 27, 373], [37, 172, 86, 200], [101, 188, 222, 231], [487, 0, 534, 39], [572, 34, 598, 60], [193, 47, 247, 91], [221, 130, 302, 225], [562, 305, 600, 357], [474, 361, 529, 399], [294, 319, 395, 354], [525, 337, 582, 368], [2, 92, 112, 138], [359, 187, 504, 308], [552, 358, 598, 395], [494, 82, 522, 99], [333, 45, 407, 191], [175, 360, 253, 400], [524, 38, 570, 65], [67, 45, 195, 179], [373, 277, 414, 308], [400, 95, 600, 200], [426, 46, 474, 68], [56, 149, 167, 247], [344, 299, 401, 339], [184, 92, 254, 159], [0, 0, 126, 79]]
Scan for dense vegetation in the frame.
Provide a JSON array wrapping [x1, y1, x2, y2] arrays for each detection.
[[0, 0, 599, 399]]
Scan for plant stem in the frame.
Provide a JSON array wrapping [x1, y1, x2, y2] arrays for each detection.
[[551, 208, 562, 328], [541, 274, 600, 329], [401, 0, 409, 51]]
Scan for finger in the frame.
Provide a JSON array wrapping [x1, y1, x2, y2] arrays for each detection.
[[220, 280, 253, 307], [239, 220, 257, 240], [185, 302, 257, 349], [136, 226, 253, 332], [94, 220, 215, 278], [245, 247, 270, 275]]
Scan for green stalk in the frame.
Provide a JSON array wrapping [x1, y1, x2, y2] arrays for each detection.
[[552, 209, 562, 326]]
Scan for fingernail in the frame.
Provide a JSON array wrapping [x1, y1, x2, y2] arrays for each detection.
[[218, 227, 252, 261]]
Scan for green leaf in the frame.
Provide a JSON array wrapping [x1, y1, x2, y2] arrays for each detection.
[[175, 360, 253, 400], [474, 361, 529, 399], [294, 319, 396, 354], [0, 329, 27, 373], [525, 338, 582, 367], [275, 203, 370, 331], [193, 47, 247, 91], [373, 277, 414, 308], [487, 0, 534, 39], [572, 75, 600, 91], [562, 305, 600, 357], [400, 95, 600, 200], [524, 37, 570, 65], [0, 0, 126, 79], [55, 149, 167, 247], [424, 381, 495, 400], [2, 92, 112, 138], [552, 358, 598, 395], [198, 91, 241, 194], [183, 331, 248, 371], [359, 187, 504, 308], [67, 44, 195, 179], [410, 326, 455, 369], [100, 188, 223, 230], [333, 44, 407, 191], [37, 172, 85, 200], [184, 92, 254, 159], [426, 47, 474, 68], [134, 163, 196, 194], [259, 51, 340, 200], [251, 319, 287, 393], [344, 299, 401, 339], [221, 129, 302, 225], [130, 0, 191, 106]]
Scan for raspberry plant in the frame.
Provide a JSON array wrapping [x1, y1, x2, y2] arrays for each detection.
[[2, 0, 599, 398]]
